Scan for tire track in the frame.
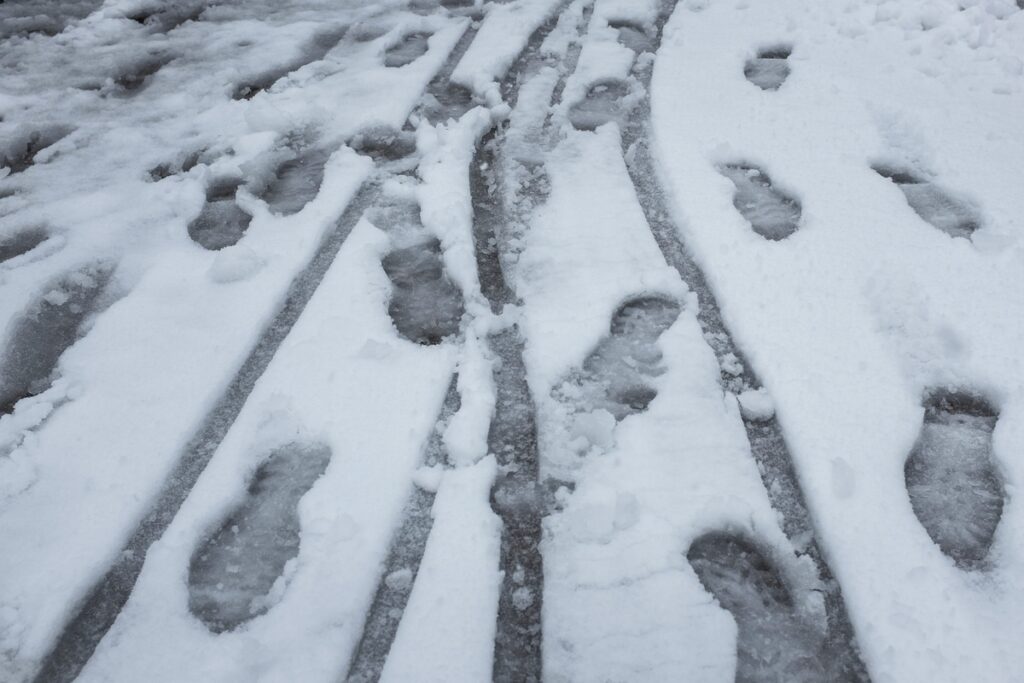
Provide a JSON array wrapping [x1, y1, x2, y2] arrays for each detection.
[[32, 15, 478, 682], [467, 4, 583, 680], [615, 1, 870, 678]]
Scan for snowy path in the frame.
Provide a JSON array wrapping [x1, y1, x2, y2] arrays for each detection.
[[1, 0, 1023, 682]]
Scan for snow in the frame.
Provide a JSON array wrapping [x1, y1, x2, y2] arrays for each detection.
[[652, 0, 1024, 680], [1, 0, 1022, 680]]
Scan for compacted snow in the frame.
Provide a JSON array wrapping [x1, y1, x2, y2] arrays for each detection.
[[0, 0, 1022, 682]]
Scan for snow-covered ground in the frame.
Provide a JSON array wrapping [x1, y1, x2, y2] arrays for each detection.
[[0, 0, 1022, 681]]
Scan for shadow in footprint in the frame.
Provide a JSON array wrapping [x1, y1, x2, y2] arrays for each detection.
[[350, 126, 417, 162], [233, 27, 347, 100], [188, 178, 252, 250], [1, 126, 74, 175], [125, 3, 204, 33], [419, 83, 477, 125], [260, 147, 332, 216], [745, 46, 792, 91], [608, 20, 654, 53], [0, 226, 48, 264], [384, 32, 431, 67], [381, 237, 464, 345], [148, 149, 203, 182], [0, 264, 111, 415], [558, 296, 681, 422], [567, 79, 637, 132], [188, 443, 332, 632], [109, 54, 172, 96], [720, 163, 801, 240], [905, 390, 1004, 569], [873, 165, 980, 239], [688, 533, 828, 683]]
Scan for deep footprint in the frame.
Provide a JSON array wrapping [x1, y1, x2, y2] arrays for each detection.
[[109, 54, 171, 95], [609, 20, 654, 53], [567, 79, 636, 132], [557, 296, 681, 421], [1, 126, 74, 175], [381, 237, 464, 345], [720, 163, 801, 240], [350, 126, 417, 162], [188, 442, 332, 632], [0, 226, 48, 264], [0, 264, 110, 415], [260, 147, 332, 215], [233, 27, 347, 100], [905, 390, 1004, 568], [125, 3, 204, 32], [745, 46, 792, 91], [873, 165, 980, 238], [187, 178, 252, 250], [384, 32, 431, 67], [688, 533, 828, 683]]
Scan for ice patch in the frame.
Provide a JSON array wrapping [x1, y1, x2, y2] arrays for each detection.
[[719, 163, 801, 240], [187, 442, 332, 633], [608, 20, 655, 53], [905, 390, 1004, 569]]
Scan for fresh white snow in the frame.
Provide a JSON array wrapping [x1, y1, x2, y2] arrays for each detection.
[[1, 0, 1022, 680]]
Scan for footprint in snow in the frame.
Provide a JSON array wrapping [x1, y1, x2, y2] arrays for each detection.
[[259, 146, 334, 216], [384, 32, 431, 68], [0, 226, 48, 265], [381, 237, 465, 345], [688, 533, 829, 683], [873, 164, 980, 239], [744, 46, 792, 91], [233, 27, 347, 100], [905, 390, 1004, 569], [555, 296, 681, 423], [567, 79, 638, 132], [720, 163, 801, 240], [188, 177, 253, 251], [188, 443, 332, 633], [0, 125, 74, 175], [0, 264, 112, 415], [609, 20, 655, 53]]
